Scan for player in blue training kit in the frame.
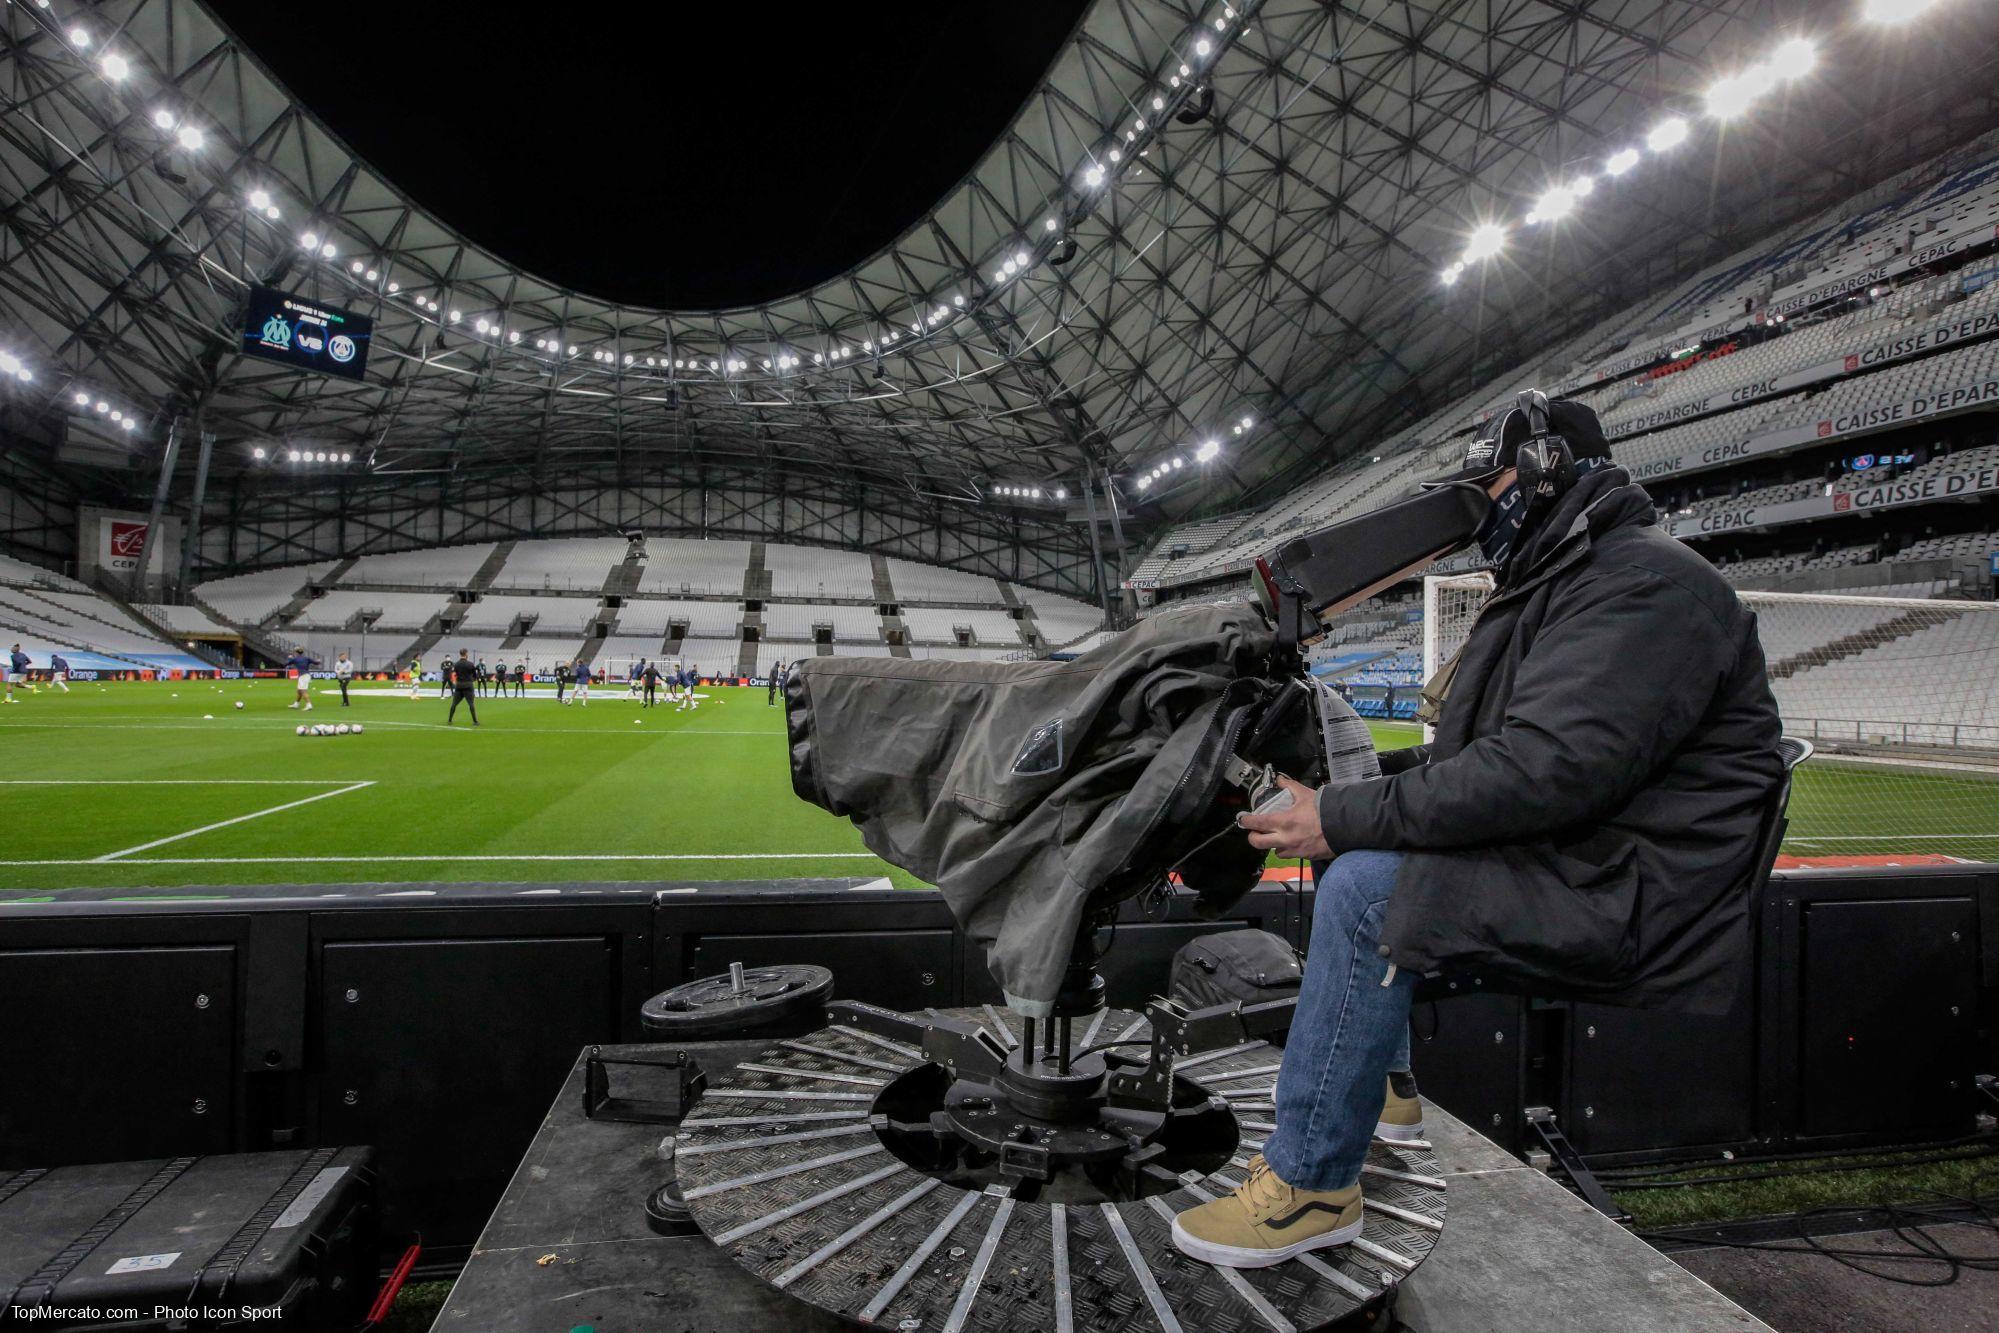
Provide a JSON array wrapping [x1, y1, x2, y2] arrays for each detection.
[[48, 652, 71, 693], [5, 644, 30, 703], [285, 651, 316, 711]]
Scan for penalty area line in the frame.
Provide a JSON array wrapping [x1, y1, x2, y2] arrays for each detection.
[[91, 781, 377, 862]]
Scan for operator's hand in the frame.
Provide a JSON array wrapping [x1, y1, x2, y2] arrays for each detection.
[[1237, 775, 1331, 860]]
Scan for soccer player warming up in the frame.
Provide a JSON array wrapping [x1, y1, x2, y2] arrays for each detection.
[[335, 651, 354, 706], [285, 650, 315, 710], [4, 644, 29, 702], [567, 658, 591, 706], [1170, 398, 1781, 1270], [446, 649, 480, 726], [48, 652, 70, 693], [407, 656, 423, 700]]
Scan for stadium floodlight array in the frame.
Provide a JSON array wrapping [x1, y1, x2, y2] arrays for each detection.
[[1132, 416, 1253, 493], [271, 448, 353, 464], [1435, 3, 1972, 284], [0, 350, 33, 384], [64, 388, 139, 433], [991, 484, 1066, 503], [25, 0, 1258, 401]]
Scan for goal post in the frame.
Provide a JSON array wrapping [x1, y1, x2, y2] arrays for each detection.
[[1421, 573, 1494, 743], [1421, 577, 1999, 861]]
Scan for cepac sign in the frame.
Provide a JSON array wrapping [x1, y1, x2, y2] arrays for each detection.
[[103, 518, 148, 572]]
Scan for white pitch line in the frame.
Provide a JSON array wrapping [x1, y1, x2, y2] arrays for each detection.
[[0, 851, 889, 868], [1785, 833, 1999, 843], [0, 720, 779, 737], [0, 779, 363, 786], [91, 781, 376, 862]]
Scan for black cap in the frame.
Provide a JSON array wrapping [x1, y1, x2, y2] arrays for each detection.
[[1423, 396, 1611, 490]]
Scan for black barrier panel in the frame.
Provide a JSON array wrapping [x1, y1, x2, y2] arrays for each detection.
[[0, 944, 239, 1165], [305, 900, 655, 1250], [650, 883, 963, 1012], [1406, 989, 1530, 1156], [1798, 895, 1981, 1140], [1563, 1003, 1756, 1157]]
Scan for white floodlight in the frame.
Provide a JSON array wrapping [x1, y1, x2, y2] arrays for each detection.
[[1862, 0, 1941, 23], [152, 109, 176, 130], [1769, 37, 1817, 80], [100, 53, 129, 80], [1646, 117, 1689, 152], [249, 189, 272, 210], [1533, 184, 1578, 222], [1464, 222, 1506, 262], [175, 125, 203, 151], [1195, 440, 1220, 462]]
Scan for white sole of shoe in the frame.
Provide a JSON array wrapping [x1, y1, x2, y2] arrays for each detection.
[[1169, 1214, 1363, 1269], [1374, 1119, 1427, 1142]]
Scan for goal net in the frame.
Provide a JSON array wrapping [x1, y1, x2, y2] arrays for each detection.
[[1422, 578, 1999, 863]]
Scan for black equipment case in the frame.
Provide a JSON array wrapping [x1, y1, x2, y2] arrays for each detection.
[[0, 1147, 377, 1331]]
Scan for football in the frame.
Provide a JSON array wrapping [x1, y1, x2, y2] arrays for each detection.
[[336, 724, 350, 735], [351, 724, 364, 735], [234, 701, 245, 710], [296, 725, 307, 736]]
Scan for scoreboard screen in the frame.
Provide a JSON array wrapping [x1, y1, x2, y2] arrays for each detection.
[[242, 285, 372, 380]]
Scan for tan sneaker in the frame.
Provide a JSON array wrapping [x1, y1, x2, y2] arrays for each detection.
[[1170, 1154, 1363, 1268], [1376, 1071, 1425, 1142]]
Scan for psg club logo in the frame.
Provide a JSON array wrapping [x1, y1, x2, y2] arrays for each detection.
[[329, 335, 356, 363]]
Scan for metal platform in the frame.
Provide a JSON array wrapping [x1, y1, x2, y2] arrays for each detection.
[[435, 1042, 1770, 1332], [672, 1007, 1441, 1331]]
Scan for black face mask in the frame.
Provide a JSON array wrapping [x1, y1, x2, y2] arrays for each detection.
[[1476, 478, 1528, 568]]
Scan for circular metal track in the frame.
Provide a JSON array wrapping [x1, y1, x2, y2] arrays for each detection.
[[675, 1005, 1446, 1331]]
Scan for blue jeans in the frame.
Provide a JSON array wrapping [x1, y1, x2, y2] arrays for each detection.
[[1261, 850, 1414, 1191]]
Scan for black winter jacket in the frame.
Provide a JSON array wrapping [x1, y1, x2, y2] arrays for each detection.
[[1318, 468, 1784, 1014]]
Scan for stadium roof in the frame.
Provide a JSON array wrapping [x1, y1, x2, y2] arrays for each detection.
[[4, 0, 1999, 526]]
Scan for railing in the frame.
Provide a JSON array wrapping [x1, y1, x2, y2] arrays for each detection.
[[1785, 715, 1999, 751]]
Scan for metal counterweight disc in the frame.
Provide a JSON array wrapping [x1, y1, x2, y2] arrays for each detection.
[[674, 1006, 1446, 1331]]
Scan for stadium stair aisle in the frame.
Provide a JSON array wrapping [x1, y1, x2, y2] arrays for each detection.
[[742, 543, 772, 599], [274, 557, 355, 626], [870, 553, 896, 604], [1767, 608, 1942, 678], [466, 540, 517, 592]]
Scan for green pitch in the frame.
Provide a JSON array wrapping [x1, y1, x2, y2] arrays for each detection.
[[0, 683, 1990, 900]]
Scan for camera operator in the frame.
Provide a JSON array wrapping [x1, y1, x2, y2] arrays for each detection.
[[1173, 398, 1783, 1269]]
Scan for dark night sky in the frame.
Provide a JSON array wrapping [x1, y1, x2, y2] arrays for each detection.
[[209, 2, 1091, 310]]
